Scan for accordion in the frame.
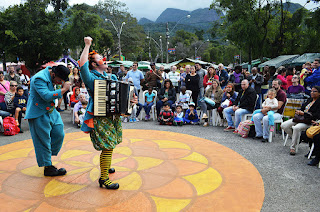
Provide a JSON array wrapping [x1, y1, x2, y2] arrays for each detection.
[[93, 79, 135, 116]]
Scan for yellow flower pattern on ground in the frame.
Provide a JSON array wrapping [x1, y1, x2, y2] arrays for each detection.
[[90, 168, 100, 181], [114, 146, 132, 156], [44, 180, 86, 197], [64, 160, 92, 167], [21, 165, 47, 177], [129, 139, 143, 143], [151, 196, 191, 212], [183, 167, 222, 196], [181, 152, 208, 164], [133, 157, 164, 171], [0, 130, 265, 211], [153, 140, 191, 150], [116, 172, 142, 190], [0, 148, 33, 161], [60, 150, 92, 160]]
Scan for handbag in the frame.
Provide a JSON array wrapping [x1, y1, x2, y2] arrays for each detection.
[[203, 97, 215, 107], [306, 126, 320, 139], [293, 112, 312, 124], [221, 99, 230, 108]]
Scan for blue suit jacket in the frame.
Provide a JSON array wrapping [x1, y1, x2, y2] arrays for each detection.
[[25, 67, 62, 119]]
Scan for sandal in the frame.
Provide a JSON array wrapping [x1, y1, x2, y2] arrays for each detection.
[[290, 149, 296, 156]]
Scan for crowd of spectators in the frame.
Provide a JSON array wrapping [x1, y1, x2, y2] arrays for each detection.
[[1, 58, 320, 167]]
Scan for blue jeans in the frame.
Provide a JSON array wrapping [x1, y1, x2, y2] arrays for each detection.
[[223, 107, 250, 128], [252, 112, 282, 139], [143, 102, 154, 116], [251, 110, 275, 126], [0, 110, 10, 118]]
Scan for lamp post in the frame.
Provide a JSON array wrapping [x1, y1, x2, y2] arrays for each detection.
[[194, 39, 209, 59], [147, 35, 163, 63], [105, 18, 125, 61], [166, 15, 191, 64]]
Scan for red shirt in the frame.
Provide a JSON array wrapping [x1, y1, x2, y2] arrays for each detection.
[[203, 75, 219, 88]]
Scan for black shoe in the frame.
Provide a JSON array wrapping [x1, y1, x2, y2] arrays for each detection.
[[255, 136, 263, 139], [99, 178, 119, 189], [108, 168, 115, 173], [44, 165, 67, 176], [19, 130, 24, 133], [261, 138, 268, 142], [307, 157, 320, 166], [305, 151, 315, 158]]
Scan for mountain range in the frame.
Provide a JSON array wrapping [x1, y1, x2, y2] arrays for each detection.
[[138, 3, 303, 36], [138, 7, 221, 25]]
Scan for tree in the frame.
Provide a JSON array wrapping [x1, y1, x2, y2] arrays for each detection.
[[0, 0, 66, 73], [210, 0, 278, 66]]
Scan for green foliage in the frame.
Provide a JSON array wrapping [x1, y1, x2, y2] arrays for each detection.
[[0, 0, 64, 73], [171, 29, 198, 46]]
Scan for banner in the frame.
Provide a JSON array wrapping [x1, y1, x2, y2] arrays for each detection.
[[168, 48, 176, 54]]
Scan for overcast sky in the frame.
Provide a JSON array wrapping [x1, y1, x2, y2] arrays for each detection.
[[0, 0, 318, 21]]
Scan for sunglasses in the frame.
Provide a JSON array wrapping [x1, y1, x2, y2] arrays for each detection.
[[10, 85, 18, 87], [292, 77, 298, 79]]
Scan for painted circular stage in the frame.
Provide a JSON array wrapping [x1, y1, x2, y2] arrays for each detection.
[[0, 130, 264, 211]]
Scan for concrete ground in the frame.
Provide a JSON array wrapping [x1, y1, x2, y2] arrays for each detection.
[[0, 107, 319, 212]]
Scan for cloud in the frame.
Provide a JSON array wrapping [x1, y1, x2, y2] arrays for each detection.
[[1, 0, 318, 21]]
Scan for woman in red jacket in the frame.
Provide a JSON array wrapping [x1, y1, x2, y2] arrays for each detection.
[[70, 87, 80, 107], [203, 66, 219, 89], [277, 67, 288, 90]]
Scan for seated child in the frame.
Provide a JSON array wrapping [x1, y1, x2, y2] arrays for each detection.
[[251, 88, 278, 131], [144, 87, 155, 120], [74, 95, 86, 126], [173, 105, 184, 126], [173, 86, 190, 110], [184, 102, 200, 124], [78, 100, 88, 127], [158, 102, 174, 125], [80, 81, 89, 101], [13, 87, 28, 127], [70, 87, 80, 107]]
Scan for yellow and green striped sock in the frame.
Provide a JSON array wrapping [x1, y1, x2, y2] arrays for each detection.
[[100, 149, 113, 186]]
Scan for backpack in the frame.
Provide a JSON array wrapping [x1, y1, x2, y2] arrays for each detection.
[[3, 117, 20, 135], [237, 120, 254, 138]]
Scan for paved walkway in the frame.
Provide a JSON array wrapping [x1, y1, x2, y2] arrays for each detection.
[[0, 109, 319, 211]]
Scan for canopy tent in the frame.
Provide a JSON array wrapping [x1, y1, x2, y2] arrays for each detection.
[[162, 58, 214, 70], [289, 53, 320, 66], [108, 60, 151, 70], [240, 58, 270, 69], [258, 55, 299, 68], [56, 52, 79, 68]]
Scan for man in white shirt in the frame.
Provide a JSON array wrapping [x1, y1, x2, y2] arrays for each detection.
[[168, 65, 180, 92], [17, 68, 30, 96]]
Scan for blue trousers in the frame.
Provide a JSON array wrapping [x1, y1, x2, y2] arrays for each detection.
[[252, 112, 282, 139], [223, 106, 250, 128], [143, 102, 154, 116], [251, 110, 275, 126], [28, 110, 64, 167]]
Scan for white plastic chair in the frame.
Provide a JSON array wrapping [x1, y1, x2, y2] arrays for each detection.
[[0, 116, 3, 133], [268, 100, 288, 143], [139, 90, 157, 121]]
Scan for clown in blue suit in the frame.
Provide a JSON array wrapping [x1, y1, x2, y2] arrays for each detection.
[[25, 65, 71, 176]]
